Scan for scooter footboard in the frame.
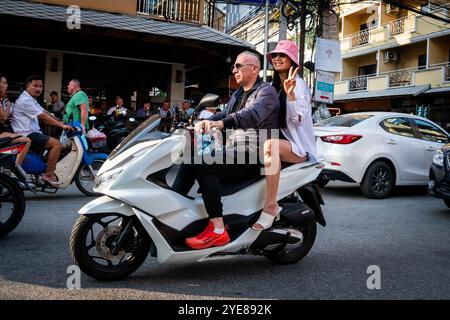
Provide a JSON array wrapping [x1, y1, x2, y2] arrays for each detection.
[[78, 195, 134, 216]]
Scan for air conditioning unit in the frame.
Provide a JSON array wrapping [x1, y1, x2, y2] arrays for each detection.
[[384, 50, 398, 62], [385, 4, 400, 14]]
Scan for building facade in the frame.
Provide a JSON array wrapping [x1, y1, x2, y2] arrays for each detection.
[[1, 0, 248, 111], [334, 0, 450, 130]]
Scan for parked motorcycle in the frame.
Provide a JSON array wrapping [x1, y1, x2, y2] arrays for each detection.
[[91, 115, 138, 152], [69, 109, 326, 281], [20, 125, 108, 196], [0, 137, 34, 238], [428, 142, 450, 209]]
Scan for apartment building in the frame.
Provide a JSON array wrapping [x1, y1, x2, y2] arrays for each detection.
[[334, 0, 450, 130], [0, 0, 249, 108]]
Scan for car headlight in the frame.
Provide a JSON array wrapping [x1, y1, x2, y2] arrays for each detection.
[[94, 169, 123, 189], [433, 149, 444, 167]]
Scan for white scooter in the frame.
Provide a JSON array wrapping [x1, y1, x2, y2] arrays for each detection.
[[69, 107, 326, 281]]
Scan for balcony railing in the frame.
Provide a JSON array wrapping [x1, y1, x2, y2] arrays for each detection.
[[388, 15, 415, 37], [137, 0, 219, 27], [384, 68, 414, 87], [347, 75, 371, 91], [350, 29, 370, 47]]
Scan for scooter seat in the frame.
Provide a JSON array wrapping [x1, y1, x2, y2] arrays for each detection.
[[0, 137, 13, 148]]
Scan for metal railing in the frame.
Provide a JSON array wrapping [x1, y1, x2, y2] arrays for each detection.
[[389, 15, 415, 37], [136, 0, 219, 27], [350, 29, 370, 47], [383, 68, 415, 87], [347, 75, 371, 91], [137, 0, 200, 23]]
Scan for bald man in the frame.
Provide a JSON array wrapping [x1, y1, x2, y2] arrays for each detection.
[[172, 51, 280, 250]]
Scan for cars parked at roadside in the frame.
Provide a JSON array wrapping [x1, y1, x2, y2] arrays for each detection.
[[314, 112, 449, 198], [428, 143, 450, 209]]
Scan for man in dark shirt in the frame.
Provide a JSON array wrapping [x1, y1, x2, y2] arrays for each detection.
[[172, 51, 280, 250]]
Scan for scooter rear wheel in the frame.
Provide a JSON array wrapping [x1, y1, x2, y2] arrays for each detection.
[[75, 159, 105, 196], [0, 173, 26, 239], [264, 220, 317, 264], [69, 213, 151, 281]]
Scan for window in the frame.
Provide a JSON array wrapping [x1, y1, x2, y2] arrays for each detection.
[[418, 54, 427, 70], [315, 114, 373, 127], [413, 119, 449, 143], [380, 117, 414, 138], [358, 64, 377, 76]]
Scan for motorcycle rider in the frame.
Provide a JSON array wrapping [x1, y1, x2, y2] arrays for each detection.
[[11, 75, 73, 187], [0, 73, 31, 165], [172, 51, 280, 250]]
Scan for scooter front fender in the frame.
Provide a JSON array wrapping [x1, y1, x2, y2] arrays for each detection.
[[78, 195, 134, 216]]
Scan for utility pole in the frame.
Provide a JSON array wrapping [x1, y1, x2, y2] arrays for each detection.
[[298, 0, 307, 78], [320, 1, 339, 41], [279, 3, 287, 40]]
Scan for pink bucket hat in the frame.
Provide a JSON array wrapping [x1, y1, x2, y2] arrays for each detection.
[[267, 40, 299, 66]]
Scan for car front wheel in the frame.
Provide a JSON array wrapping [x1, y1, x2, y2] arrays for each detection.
[[361, 161, 395, 199]]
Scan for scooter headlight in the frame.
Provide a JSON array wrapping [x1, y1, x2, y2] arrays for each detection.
[[94, 169, 123, 189], [433, 149, 444, 167]]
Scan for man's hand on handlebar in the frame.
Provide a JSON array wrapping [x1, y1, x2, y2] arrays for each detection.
[[195, 120, 224, 133], [61, 124, 75, 132]]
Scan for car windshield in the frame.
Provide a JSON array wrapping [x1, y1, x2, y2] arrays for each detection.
[[315, 114, 374, 127], [108, 114, 169, 160]]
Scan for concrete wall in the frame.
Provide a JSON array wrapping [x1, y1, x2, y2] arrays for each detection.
[[368, 75, 388, 90], [429, 36, 450, 65], [44, 51, 64, 102]]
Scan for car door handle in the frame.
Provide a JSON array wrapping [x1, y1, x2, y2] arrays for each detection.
[[387, 139, 397, 145], [426, 147, 437, 152]]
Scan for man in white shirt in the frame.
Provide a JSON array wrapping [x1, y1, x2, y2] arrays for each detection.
[[11, 75, 73, 187], [107, 96, 128, 117]]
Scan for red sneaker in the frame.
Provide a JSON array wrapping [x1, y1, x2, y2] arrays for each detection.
[[186, 226, 230, 250]]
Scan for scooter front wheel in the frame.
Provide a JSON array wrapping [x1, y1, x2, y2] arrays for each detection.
[[75, 159, 105, 196], [69, 213, 151, 281]]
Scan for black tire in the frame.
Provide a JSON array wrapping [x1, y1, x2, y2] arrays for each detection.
[[315, 176, 329, 188], [444, 198, 450, 209], [265, 220, 317, 264], [69, 214, 151, 281], [0, 173, 26, 239], [75, 159, 105, 196], [360, 161, 395, 199]]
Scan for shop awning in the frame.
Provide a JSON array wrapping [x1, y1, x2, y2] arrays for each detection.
[[0, 0, 253, 49]]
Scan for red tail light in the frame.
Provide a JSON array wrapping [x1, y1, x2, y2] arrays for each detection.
[[320, 134, 362, 144], [0, 144, 25, 155]]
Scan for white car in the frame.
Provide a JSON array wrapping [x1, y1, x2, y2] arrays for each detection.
[[314, 112, 450, 198]]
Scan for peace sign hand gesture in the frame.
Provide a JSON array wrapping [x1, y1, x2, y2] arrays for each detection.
[[283, 66, 300, 101]]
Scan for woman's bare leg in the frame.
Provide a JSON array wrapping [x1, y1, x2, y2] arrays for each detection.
[[0, 132, 31, 165], [253, 139, 307, 230], [12, 136, 31, 165]]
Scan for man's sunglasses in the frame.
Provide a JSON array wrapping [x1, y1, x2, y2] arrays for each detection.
[[270, 52, 287, 59], [231, 63, 255, 72]]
